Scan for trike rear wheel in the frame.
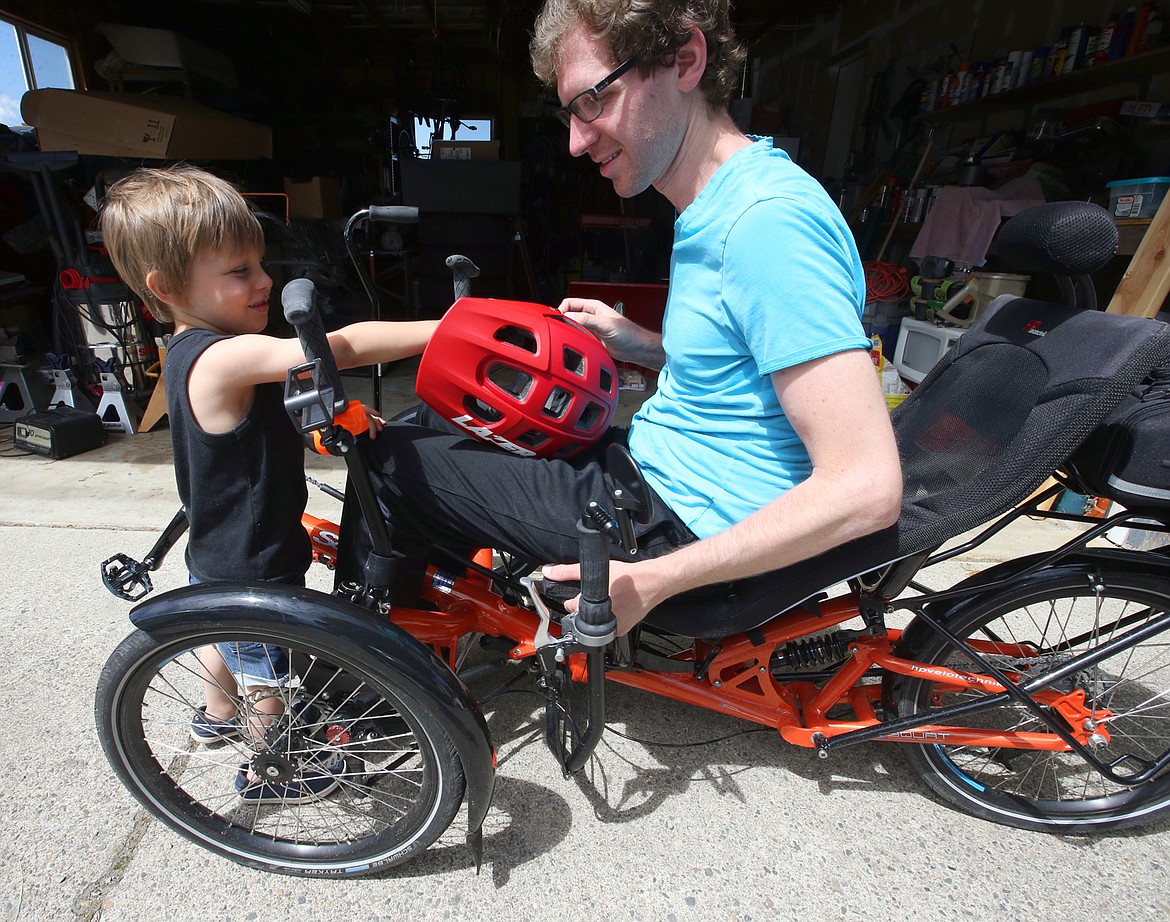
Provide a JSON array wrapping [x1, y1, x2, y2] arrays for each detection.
[[95, 622, 465, 877], [895, 566, 1170, 832]]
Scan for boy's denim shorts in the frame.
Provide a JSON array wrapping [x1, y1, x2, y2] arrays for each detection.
[[190, 574, 292, 688], [216, 641, 291, 689]]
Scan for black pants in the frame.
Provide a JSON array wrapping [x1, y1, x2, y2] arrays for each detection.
[[336, 405, 696, 588]]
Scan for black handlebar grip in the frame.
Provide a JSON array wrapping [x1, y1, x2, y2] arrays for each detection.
[[281, 277, 346, 405], [576, 512, 611, 616], [445, 254, 481, 301], [368, 205, 419, 224], [573, 508, 618, 640]]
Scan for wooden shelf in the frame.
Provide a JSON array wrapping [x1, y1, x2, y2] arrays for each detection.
[[921, 45, 1170, 122]]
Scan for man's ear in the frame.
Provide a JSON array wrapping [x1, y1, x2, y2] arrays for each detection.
[[145, 268, 180, 310], [673, 27, 708, 93]]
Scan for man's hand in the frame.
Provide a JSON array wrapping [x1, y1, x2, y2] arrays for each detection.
[[556, 298, 665, 370], [542, 558, 671, 637]]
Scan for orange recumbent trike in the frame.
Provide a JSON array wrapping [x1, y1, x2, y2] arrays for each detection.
[[96, 202, 1170, 877]]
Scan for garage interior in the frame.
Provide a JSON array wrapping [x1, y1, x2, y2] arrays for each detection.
[[0, 0, 1168, 438]]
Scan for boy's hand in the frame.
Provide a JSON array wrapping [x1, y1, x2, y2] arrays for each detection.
[[364, 406, 387, 439]]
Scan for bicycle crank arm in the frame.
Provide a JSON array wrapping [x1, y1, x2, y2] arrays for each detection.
[[101, 506, 189, 600]]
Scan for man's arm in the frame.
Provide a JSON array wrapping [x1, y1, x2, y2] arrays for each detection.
[[545, 348, 903, 635]]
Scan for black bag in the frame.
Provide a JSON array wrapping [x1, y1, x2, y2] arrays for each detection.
[[1063, 363, 1170, 511]]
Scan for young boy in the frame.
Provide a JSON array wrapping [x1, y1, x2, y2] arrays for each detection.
[[100, 164, 438, 802]]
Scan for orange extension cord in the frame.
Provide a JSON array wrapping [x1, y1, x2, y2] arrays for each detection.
[[863, 261, 910, 303]]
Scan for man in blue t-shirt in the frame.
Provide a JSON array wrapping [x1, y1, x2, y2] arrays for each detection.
[[526, 0, 898, 631], [531, 0, 902, 632], [353, 0, 901, 636]]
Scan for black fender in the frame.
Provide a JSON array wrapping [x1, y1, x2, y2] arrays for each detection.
[[895, 545, 1170, 659], [128, 582, 495, 842]]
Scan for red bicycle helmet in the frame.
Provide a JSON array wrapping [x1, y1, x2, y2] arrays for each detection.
[[416, 297, 618, 458]]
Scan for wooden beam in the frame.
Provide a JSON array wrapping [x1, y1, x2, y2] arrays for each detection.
[[1106, 191, 1170, 317]]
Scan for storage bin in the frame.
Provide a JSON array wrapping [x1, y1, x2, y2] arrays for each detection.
[[1105, 177, 1170, 219]]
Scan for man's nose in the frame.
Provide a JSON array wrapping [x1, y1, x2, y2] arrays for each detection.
[[567, 117, 597, 158]]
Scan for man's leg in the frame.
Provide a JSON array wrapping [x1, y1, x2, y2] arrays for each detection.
[[337, 422, 694, 588]]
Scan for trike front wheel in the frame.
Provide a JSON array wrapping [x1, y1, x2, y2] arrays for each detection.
[[895, 566, 1170, 832], [95, 622, 465, 877]]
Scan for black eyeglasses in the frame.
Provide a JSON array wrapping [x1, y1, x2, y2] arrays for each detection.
[[555, 57, 640, 128]]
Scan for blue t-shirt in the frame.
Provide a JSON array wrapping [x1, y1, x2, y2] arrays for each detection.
[[627, 139, 869, 538]]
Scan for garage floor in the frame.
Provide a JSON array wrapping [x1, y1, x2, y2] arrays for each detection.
[[2, 361, 1168, 921]]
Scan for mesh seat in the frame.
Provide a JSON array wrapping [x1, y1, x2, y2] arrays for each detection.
[[645, 297, 1170, 639]]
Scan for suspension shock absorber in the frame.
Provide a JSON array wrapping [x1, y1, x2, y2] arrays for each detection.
[[775, 631, 849, 671]]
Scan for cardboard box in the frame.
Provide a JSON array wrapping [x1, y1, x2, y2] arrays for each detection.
[[283, 176, 343, 220], [21, 89, 272, 160], [430, 140, 500, 161]]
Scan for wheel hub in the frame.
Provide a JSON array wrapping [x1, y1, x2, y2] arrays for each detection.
[[251, 753, 296, 784]]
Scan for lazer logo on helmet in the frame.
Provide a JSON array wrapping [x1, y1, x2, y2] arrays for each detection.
[[450, 414, 537, 457]]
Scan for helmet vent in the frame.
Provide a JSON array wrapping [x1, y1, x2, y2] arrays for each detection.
[[576, 401, 605, 432], [562, 346, 585, 377], [598, 367, 614, 394], [516, 430, 551, 449], [494, 324, 539, 354], [463, 395, 503, 423], [542, 386, 573, 420], [486, 363, 534, 400]]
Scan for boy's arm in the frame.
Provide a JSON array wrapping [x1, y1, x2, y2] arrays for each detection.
[[324, 320, 439, 372], [185, 320, 438, 434], [197, 320, 439, 388]]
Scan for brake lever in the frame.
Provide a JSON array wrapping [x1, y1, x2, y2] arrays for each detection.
[[521, 576, 557, 652]]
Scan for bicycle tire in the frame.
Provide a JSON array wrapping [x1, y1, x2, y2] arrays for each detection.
[[96, 621, 465, 877], [894, 565, 1170, 832]]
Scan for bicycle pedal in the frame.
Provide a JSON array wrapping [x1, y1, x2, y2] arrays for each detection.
[[101, 553, 153, 601]]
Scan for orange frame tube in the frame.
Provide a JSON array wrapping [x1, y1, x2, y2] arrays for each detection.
[[304, 514, 1091, 756]]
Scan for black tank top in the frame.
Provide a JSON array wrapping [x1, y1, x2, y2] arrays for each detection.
[[165, 328, 310, 582]]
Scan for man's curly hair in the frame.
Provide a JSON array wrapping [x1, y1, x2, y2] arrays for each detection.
[[531, 0, 747, 111]]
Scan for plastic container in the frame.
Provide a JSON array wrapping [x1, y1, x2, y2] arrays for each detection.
[[1106, 177, 1170, 219], [862, 301, 905, 343]]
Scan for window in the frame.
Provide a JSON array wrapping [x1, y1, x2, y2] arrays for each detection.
[[0, 15, 78, 127], [412, 116, 493, 159]]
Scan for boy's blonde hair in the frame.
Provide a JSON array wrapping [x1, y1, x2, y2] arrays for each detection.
[[100, 164, 264, 324]]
